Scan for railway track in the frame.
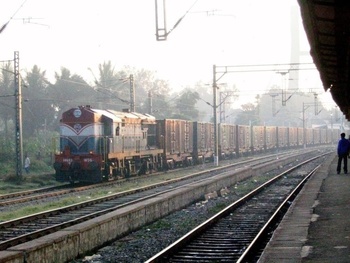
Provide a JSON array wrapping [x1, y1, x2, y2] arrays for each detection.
[[0, 149, 327, 253], [0, 181, 127, 207], [145, 154, 325, 262], [0, 149, 308, 209], [0, 184, 76, 207]]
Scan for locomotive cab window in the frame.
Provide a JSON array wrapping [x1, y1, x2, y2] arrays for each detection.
[[116, 126, 120, 136]]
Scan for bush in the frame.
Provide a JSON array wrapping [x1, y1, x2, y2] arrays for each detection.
[[0, 163, 15, 177], [28, 173, 57, 186], [3, 174, 24, 184], [30, 159, 54, 173]]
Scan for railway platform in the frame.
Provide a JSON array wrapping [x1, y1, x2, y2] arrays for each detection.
[[259, 152, 350, 262]]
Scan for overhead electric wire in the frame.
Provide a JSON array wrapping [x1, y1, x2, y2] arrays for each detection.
[[166, 0, 199, 36], [0, 0, 28, 34]]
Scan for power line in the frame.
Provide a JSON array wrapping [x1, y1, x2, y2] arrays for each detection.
[[0, 0, 28, 34], [166, 0, 199, 37], [155, 0, 199, 40]]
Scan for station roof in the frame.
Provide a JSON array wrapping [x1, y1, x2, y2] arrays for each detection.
[[297, 1, 350, 119]]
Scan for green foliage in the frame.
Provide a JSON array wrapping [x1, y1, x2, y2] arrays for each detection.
[[27, 173, 56, 186], [0, 136, 16, 175], [0, 162, 15, 175], [172, 89, 200, 120], [235, 102, 260, 125], [3, 174, 22, 184], [0, 195, 76, 221], [1, 158, 54, 182], [0, 130, 56, 178], [29, 158, 55, 173], [0, 136, 15, 161], [0, 173, 59, 195], [147, 219, 172, 230], [208, 203, 227, 214], [24, 131, 58, 157], [22, 66, 57, 137]]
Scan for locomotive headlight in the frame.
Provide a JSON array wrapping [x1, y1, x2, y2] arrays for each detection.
[[89, 150, 94, 154]]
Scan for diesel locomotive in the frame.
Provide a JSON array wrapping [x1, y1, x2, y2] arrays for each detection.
[[53, 105, 163, 183], [53, 105, 339, 184]]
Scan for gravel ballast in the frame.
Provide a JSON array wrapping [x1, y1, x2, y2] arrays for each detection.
[[72, 155, 325, 263], [72, 173, 280, 262]]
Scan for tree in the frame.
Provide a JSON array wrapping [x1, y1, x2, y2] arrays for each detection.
[[172, 89, 200, 120], [0, 62, 16, 164], [22, 65, 57, 137], [103, 65, 173, 117], [192, 82, 213, 122], [50, 67, 91, 117], [235, 102, 260, 125], [0, 62, 15, 140], [137, 77, 172, 117], [88, 62, 131, 110]]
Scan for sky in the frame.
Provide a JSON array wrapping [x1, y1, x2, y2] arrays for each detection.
[[0, 0, 337, 109]]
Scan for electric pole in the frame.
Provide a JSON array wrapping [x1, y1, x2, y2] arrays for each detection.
[[213, 65, 219, 166], [129, 74, 135, 112], [14, 51, 23, 179], [148, 90, 153, 114]]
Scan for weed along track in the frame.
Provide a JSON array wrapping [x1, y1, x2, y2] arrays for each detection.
[[0, 183, 85, 207]]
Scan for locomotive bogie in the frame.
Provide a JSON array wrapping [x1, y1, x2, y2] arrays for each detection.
[[54, 152, 103, 183]]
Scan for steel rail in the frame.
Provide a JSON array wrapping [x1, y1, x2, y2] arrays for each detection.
[[0, 150, 311, 251], [145, 153, 329, 262], [0, 150, 303, 206]]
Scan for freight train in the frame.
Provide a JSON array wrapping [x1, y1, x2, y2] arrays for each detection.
[[53, 105, 339, 184]]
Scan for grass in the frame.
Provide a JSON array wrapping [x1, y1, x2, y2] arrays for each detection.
[[0, 185, 144, 221], [147, 219, 172, 230], [0, 173, 61, 195], [207, 203, 228, 214], [0, 190, 117, 222], [0, 165, 277, 222], [0, 173, 100, 221], [0, 196, 81, 221]]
